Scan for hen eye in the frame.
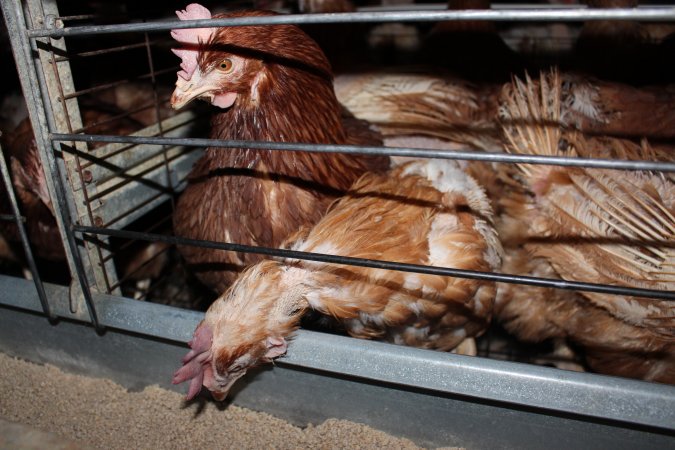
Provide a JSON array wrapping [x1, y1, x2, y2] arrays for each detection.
[[218, 58, 233, 73]]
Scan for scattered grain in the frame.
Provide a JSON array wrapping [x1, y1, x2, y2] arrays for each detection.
[[0, 352, 432, 449]]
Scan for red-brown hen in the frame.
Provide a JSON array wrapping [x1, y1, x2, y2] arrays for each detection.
[[169, 5, 389, 292]]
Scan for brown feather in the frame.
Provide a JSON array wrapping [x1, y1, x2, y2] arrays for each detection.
[[173, 158, 502, 400], [173, 11, 389, 291], [494, 69, 675, 383]]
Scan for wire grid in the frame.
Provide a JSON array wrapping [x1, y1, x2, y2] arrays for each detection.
[[21, 0, 208, 304], [65, 22, 176, 298], [2, 0, 674, 363]]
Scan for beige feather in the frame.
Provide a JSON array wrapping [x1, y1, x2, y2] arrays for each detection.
[[499, 68, 675, 334], [334, 69, 502, 151]]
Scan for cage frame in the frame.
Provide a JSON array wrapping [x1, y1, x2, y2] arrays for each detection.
[[1, 0, 674, 447]]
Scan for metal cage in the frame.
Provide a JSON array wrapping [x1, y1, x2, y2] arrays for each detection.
[[1, 0, 674, 447]]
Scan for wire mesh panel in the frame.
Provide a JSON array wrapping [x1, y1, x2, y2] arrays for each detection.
[[4, 0, 207, 304]]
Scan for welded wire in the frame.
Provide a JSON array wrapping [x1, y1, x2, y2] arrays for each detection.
[[101, 190, 173, 229], [62, 68, 176, 100], [28, 7, 675, 38], [52, 133, 675, 172], [101, 214, 172, 262], [46, 40, 115, 294], [108, 244, 172, 291], [72, 100, 165, 134], [53, 41, 157, 61], [74, 225, 675, 301], [0, 214, 23, 222], [14, 0, 675, 341]]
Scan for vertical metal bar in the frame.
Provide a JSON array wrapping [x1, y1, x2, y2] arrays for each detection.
[[0, 142, 55, 321], [45, 48, 114, 294], [27, 0, 122, 298], [2, 0, 102, 331], [143, 31, 177, 208]]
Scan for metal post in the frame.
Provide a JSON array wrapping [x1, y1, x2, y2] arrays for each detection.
[[1, 0, 101, 330]]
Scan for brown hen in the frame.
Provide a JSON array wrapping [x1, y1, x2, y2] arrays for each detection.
[[169, 5, 388, 292], [0, 106, 169, 286], [0, 118, 63, 263], [172, 157, 501, 400], [494, 69, 675, 383]]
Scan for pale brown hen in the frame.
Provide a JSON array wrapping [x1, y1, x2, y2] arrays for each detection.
[[334, 69, 503, 152], [335, 67, 675, 152], [173, 158, 502, 400], [494, 69, 675, 383]]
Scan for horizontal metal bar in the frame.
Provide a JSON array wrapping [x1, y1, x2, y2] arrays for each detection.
[[72, 226, 675, 301], [101, 214, 172, 263], [283, 327, 675, 433], [108, 245, 172, 291], [62, 68, 176, 100], [0, 274, 196, 341], [1, 273, 674, 432], [52, 133, 675, 172], [53, 41, 153, 61], [360, 3, 586, 11], [56, 14, 96, 21], [0, 213, 24, 222], [28, 7, 675, 38]]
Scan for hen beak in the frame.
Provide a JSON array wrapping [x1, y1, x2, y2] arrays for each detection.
[[208, 370, 248, 401], [171, 75, 213, 109], [171, 71, 238, 110]]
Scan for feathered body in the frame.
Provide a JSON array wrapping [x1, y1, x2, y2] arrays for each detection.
[[0, 109, 165, 284], [335, 67, 675, 156], [497, 249, 675, 383], [558, 72, 675, 141], [334, 69, 503, 152], [170, 6, 388, 291], [0, 118, 63, 262], [173, 158, 502, 400], [495, 70, 675, 382]]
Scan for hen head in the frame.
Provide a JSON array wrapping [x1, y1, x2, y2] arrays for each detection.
[[172, 261, 299, 400], [170, 5, 332, 110]]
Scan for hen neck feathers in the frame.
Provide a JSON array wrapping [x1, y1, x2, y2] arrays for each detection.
[[204, 62, 349, 174], [209, 261, 309, 343]]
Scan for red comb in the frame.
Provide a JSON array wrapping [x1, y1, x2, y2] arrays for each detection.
[[170, 3, 215, 80]]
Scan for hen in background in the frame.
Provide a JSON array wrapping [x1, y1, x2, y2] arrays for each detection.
[[335, 66, 675, 156], [493, 70, 675, 383], [89, 81, 178, 129], [173, 158, 502, 400], [0, 118, 65, 278], [0, 98, 173, 289], [334, 68, 503, 152]]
